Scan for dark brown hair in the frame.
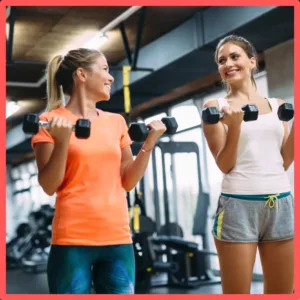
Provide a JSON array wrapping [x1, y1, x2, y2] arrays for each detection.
[[214, 35, 258, 90]]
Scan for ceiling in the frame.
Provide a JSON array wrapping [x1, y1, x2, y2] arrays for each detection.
[[6, 6, 294, 165], [6, 6, 203, 129]]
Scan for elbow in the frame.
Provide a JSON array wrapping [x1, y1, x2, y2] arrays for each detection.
[[282, 155, 294, 171], [216, 158, 234, 174], [38, 177, 56, 196], [122, 181, 134, 192], [123, 186, 134, 192], [41, 185, 56, 196], [40, 186, 56, 196], [283, 161, 293, 171], [45, 190, 55, 196], [221, 168, 232, 174], [121, 177, 135, 192]]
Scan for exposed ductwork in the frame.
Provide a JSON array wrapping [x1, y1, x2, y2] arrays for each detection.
[[96, 6, 293, 112], [6, 6, 294, 158], [6, 6, 142, 88]]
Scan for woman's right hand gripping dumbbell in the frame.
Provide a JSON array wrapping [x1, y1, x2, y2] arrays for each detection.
[[34, 116, 74, 196], [221, 106, 244, 128], [48, 116, 74, 144]]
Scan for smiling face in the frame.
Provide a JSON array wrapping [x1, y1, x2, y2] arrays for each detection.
[[83, 55, 114, 101], [56, 48, 115, 103], [216, 42, 256, 86]]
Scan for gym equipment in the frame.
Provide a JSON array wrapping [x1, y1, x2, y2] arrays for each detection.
[[134, 232, 180, 290], [128, 117, 178, 142], [16, 223, 31, 238], [202, 104, 258, 124], [6, 223, 32, 269], [152, 236, 219, 288], [132, 188, 147, 233], [22, 113, 91, 139], [123, 65, 132, 124], [130, 188, 181, 291], [278, 102, 294, 121], [21, 228, 51, 273], [152, 141, 221, 288], [122, 65, 178, 143]]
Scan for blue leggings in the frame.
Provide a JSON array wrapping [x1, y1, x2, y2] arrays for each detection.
[[47, 244, 135, 294]]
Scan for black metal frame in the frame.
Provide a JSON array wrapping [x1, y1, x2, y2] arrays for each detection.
[[118, 7, 150, 72], [6, 6, 152, 73], [151, 141, 220, 287], [119, 21, 132, 65], [156, 141, 204, 235]]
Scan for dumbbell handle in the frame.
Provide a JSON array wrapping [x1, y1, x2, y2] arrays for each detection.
[[38, 121, 75, 131], [218, 107, 245, 119]]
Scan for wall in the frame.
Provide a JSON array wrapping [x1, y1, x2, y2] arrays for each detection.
[[264, 39, 294, 192]]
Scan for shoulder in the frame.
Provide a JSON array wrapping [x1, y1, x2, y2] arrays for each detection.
[[203, 98, 220, 109], [275, 98, 285, 106], [97, 110, 128, 127], [39, 107, 66, 121], [98, 109, 125, 121], [267, 97, 285, 106]]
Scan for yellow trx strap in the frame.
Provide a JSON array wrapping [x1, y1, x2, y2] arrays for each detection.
[[133, 191, 143, 233], [123, 65, 134, 233], [133, 205, 140, 233], [123, 65, 131, 124]]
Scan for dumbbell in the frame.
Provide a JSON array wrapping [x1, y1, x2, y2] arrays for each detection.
[[278, 103, 294, 121], [128, 117, 178, 142], [202, 104, 258, 125], [22, 113, 91, 139]]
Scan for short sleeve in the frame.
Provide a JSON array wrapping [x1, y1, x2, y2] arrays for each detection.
[[119, 115, 132, 149], [31, 114, 55, 149]]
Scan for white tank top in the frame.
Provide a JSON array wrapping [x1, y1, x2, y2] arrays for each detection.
[[216, 97, 291, 195]]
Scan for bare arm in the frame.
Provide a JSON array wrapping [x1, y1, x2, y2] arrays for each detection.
[[202, 100, 242, 174], [120, 140, 154, 192], [278, 99, 294, 170], [33, 117, 73, 196], [34, 141, 70, 196], [120, 120, 166, 191]]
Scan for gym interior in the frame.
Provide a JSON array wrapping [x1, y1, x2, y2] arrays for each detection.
[[6, 6, 294, 294]]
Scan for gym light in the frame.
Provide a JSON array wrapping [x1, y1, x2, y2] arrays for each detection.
[[83, 33, 108, 50], [6, 101, 20, 118]]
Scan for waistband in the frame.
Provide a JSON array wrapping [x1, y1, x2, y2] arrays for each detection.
[[221, 192, 291, 201]]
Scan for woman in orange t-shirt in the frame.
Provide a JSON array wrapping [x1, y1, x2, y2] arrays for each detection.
[[31, 48, 166, 294]]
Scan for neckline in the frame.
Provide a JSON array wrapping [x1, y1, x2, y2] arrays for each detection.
[[60, 106, 103, 122], [220, 97, 274, 117], [257, 98, 274, 117]]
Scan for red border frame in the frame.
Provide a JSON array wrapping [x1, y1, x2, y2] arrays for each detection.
[[1, 1, 298, 299]]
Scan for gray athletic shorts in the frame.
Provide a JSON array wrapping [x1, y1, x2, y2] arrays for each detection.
[[212, 192, 294, 243]]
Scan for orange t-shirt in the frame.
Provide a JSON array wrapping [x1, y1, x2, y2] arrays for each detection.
[[31, 107, 133, 246]]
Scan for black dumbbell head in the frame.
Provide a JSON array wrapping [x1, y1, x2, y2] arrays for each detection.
[[128, 123, 148, 142], [161, 117, 178, 134], [23, 114, 39, 134], [278, 103, 294, 122], [75, 119, 91, 139], [242, 104, 259, 122], [202, 107, 220, 124]]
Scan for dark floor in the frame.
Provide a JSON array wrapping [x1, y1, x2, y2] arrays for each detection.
[[6, 269, 264, 294]]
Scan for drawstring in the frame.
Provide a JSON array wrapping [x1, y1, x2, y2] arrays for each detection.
[[264, 194, 280, 212]]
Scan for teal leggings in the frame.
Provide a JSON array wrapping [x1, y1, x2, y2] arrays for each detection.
[[47, 244, 135, 294]]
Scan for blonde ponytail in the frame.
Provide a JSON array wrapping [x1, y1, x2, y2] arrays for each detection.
[[46, 55, 65, 112]]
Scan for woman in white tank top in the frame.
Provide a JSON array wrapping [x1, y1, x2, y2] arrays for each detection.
[[202, 35, 294, 294]]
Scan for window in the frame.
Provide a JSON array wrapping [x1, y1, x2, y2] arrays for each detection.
[[7, 160, 54, 240], [171, 100, 201, 132]]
